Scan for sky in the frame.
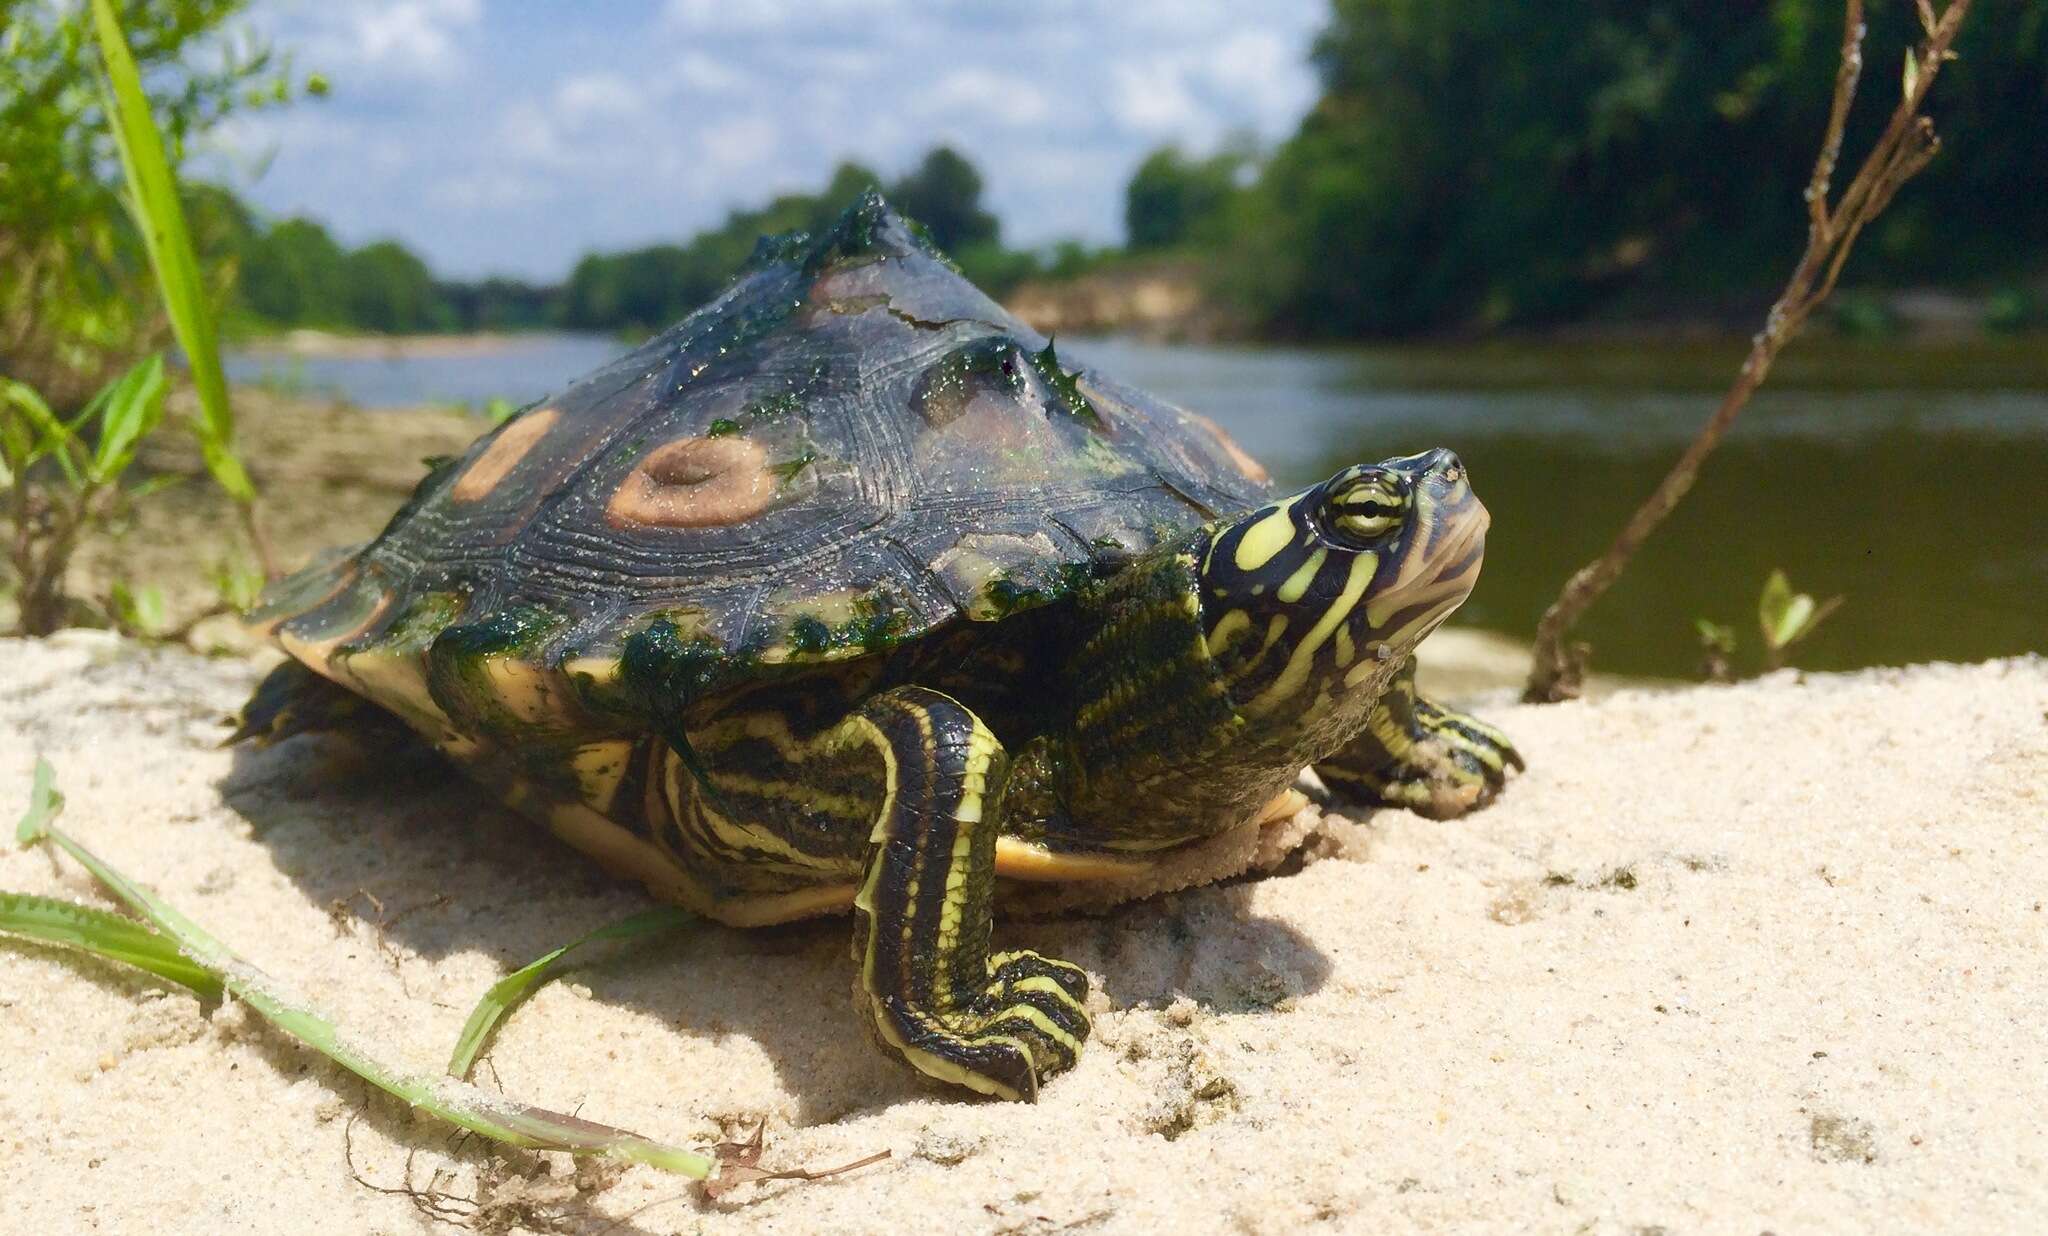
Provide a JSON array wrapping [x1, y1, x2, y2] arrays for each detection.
[[206, 1, 1328, 282]]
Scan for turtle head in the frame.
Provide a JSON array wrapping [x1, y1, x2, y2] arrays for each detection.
[[1198, 447, 1487, 727]]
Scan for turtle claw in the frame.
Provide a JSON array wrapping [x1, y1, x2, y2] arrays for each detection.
[[1314, 659, 1523, 820], [1331, 702, 1522, 820]]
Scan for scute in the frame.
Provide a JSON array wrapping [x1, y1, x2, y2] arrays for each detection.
[[255, 192, 1273, 718]]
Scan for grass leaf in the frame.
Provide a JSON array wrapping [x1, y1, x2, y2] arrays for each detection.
[[0, 892, 221, 998], [449, 907, 693, 1079], [10, 799, 711, 1177], [88, 353, 169, 484], [15, 757, 63, 844], [89, 0, 253, 505], [2, 376, 85, 486]]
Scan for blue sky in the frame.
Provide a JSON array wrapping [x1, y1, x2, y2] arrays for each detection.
[[207, 1, 1327, 281]]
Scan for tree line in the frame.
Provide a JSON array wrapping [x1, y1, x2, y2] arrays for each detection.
[[203, 147, 1014, 337], [9, 0, 2044, 404]]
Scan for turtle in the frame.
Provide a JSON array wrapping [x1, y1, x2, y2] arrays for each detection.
[[237, 193, 1522, 1102]]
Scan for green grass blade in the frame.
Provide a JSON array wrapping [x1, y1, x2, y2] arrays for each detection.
[[16, 813, 711, 1177], [15, 757, 63, 844], [0, 892, 222, 998], [449, 907, 693, 1079], [89, 0, 254, 504]]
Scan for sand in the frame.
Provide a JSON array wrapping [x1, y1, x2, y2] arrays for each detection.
[[1, 635, 2042, 1234]]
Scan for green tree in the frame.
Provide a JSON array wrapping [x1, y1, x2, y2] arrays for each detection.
[[1125, 145, 1245, 250], [340, 240, 450, 332], [1238, 0, 2048, 336], [236, 217, 348, 325], [556, 160, 885, 332], [889, 146, 999, 253], [440, 277, 555, 331], [0, 0, 298, 405]]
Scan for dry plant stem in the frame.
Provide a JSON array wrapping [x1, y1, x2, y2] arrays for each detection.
[[237, 497, 278, 580], [1523, 0, 1972, 702], [9, 482, 113, 636]]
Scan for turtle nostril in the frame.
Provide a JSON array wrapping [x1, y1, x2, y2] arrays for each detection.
[[1429, 449, 1465, 484]]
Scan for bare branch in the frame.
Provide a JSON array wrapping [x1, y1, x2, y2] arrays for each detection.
[[1524, 0, 1975, 703], [1808, 0, 1867, 229]]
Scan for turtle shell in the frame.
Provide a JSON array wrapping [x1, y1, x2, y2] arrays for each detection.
[[251, 194, 1271, 719]]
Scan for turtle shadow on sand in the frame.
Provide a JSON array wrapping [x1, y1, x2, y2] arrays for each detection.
[[220, 730, 1333, 1126]]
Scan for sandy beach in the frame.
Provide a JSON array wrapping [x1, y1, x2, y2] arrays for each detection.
[[2, 637, 2042, 1234]]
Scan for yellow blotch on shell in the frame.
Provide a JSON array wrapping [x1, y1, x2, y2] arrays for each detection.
[[335, 644, 462, 747], [277, 592, 393, 687], [607, 435, 776, 529], [479, 656, 566, 725], [453, 407, 557, 502], [569, 740, 632, 810]]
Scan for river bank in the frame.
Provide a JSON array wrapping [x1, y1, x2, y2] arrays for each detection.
[[2, 642, 2041, 1233], [226, 270, 2046, 354]]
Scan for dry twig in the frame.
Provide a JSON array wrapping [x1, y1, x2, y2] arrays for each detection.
[[1524, 0, 1974, 702]]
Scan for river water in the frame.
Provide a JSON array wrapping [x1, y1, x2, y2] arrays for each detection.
[[225, 333, 2046, 678]]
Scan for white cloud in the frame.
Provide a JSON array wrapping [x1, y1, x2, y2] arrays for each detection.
[[222, 0, 1327, 275], [660, 0, 909, 34], [556, 72, 645, 120], [259, 0, 483, 83], [698, 114, 782, 174], [1109, 59, 1207, 138], [673, 52, 746, 94], [919, 68, 1054, 128], [350, 0, 482, 77], [1203, 29, 1317, 129]]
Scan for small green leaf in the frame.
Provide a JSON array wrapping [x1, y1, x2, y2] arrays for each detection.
[[1757, 569, 1845, 654], [16, 757, 63, 845], [212, 559, 267, 612], [1902, 49, 1921, 99], [0, 892, 220, 998], [305, 72, 330, 97], [1693, 618, 1736, 654], [1774, 594, 1817, 647], [108, 581, 169, 636], [2, 376, 82, 481], [449, 907, 693, 1078], [1757, 569, 1796, 649], [87, 353, 168, 483]]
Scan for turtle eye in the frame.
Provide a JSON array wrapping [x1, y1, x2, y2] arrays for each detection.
[[1322, 472, 1408, 547]]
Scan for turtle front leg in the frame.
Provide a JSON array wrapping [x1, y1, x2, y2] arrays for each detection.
[[846, 687, 1092, 1101], [1315, 656, 1523, 820]]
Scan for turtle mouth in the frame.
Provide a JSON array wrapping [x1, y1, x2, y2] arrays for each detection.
[[1364, 482, 1489, 651]]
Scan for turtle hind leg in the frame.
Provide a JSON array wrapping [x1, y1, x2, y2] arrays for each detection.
[[228, 659, 410, 749], [1315, 656, 1523, 820]]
